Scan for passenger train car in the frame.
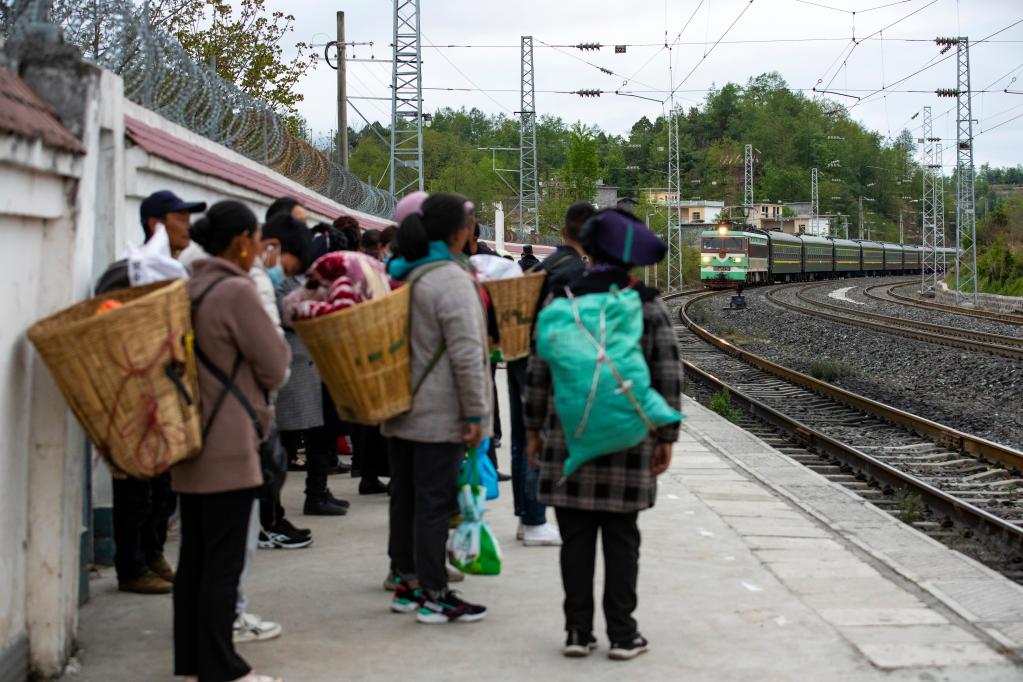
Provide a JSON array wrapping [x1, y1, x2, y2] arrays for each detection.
[[699, 226, 953, 289]]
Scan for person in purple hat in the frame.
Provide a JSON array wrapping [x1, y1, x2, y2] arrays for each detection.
[[524, 208, 683, 661]]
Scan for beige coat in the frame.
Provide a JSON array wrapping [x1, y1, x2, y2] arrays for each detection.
[[172, 257, 291, 494], [382, 261, 493, 444]]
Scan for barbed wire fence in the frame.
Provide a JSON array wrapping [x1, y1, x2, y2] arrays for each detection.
[[3, 0, 396, 219]]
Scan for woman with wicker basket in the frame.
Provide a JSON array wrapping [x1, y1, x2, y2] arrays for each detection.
[[381, 192, 493, 624], [174, 201, 291, 682]]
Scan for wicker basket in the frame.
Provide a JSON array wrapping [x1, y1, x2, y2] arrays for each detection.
[[294, 285, 412, 425], [27, 279, 202, 478], [483, 271, 547, 362]]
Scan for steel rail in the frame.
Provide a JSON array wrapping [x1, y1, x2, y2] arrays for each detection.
[[665, 289, 1023, 553], [795, 282, 1023, 349], [765, 283, 1023, 361], [868, 281, 1023, 326]]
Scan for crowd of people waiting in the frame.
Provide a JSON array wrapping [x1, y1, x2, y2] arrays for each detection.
[[94, 186, 681, 682]]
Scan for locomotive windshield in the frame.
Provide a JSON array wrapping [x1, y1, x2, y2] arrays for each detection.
[[701, 237, 746, 251]]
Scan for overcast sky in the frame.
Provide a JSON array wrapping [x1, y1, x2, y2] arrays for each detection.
[[265, 0, 1022, 170]]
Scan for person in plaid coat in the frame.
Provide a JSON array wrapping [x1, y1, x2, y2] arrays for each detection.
[[525, 208, 682, 661]]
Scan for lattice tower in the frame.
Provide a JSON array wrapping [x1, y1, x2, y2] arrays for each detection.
[[934, 141, 947, 275], [954, 38, 977, 305], [920, 106, 937, 293], [665, 103, 684, 291], [519, 36, 539, 234], [810, 167, 819, 235], [390, 0, 424, 197], [743, 144, 754, 221]]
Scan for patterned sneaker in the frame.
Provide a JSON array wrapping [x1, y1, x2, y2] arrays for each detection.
[[608, 634, 649, 660], [417, 590, 487, 624], [390, 578, 423, 613], [563, 630, 598, 658], [233, 612, 282, 643], [258, 524, 313, 550]]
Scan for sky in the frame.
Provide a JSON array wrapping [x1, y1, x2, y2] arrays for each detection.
[[262, 0, 1023, 170]]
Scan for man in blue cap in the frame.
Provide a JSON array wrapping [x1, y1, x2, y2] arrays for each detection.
[[94, 190, 205, 594]]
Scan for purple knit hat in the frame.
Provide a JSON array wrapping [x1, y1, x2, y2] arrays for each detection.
[[393, 191, 429, 224]]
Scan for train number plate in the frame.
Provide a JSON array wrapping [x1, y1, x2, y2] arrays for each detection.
[[713, 266, 731, 271]]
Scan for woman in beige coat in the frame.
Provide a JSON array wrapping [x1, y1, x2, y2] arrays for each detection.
[[175, 200, 291, 682]]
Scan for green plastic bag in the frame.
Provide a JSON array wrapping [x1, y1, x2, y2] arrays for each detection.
[[447, 446, 502, 575], [536, 287, 682, 478]]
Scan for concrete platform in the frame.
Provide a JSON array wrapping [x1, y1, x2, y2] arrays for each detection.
[[63, 372, 1023, 681]]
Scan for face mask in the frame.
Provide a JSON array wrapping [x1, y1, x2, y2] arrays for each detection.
[[266, 263, 285, 289]]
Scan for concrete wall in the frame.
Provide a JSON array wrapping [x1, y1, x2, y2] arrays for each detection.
[[935, 281, 1023, 314]]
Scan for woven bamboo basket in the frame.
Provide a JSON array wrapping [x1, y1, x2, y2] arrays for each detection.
[[483, 271, 547, 362], [294, 285, 412, 425], [27, 279, 202, 479]]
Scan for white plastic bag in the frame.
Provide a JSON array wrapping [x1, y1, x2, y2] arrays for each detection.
[[470, 254, 523, 282], [127, 224, 188, 286]]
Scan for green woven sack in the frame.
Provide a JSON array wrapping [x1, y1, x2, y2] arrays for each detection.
[[536, 287, 682, 478]]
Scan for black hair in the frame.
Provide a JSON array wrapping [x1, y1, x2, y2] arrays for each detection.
[[522, 244, 534, 255], [266, 197, 300, 222], [332, 215, 361, 252], [380, 225, 397, 247], [190, 200, 258, 257], [263, 213, 313, 270], [360, 229, 383, 251], [565, 201, 596, 241], [394, 192, 470, 261]]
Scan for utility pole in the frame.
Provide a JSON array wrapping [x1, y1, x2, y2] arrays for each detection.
[[899, 210, 903, 244], [934, 141, 947, 275], [810, 167, 819, 235], [937, 36, 978, 304], [336, 11, 348, 168], [920, 106, 937, 294], [858, 196, 864, 240], [519, 36, 539, 234], [665, 103, 683, 291], [843, 215, 849, 239], [389, 0, 424, 197]]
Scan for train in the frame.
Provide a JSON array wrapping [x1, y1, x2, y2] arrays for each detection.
[[699, 226, 954, 289]]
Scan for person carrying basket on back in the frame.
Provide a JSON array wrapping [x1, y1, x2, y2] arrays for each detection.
[[381, 192, 493, 624]]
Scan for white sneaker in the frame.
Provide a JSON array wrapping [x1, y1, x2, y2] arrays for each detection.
[[522, 522, 562, 546], [233, 612, 282, 643], [516, 521, 525, 541]]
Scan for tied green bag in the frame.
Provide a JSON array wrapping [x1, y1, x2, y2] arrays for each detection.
[[447, 446, 502, 575], [536, 286, 682, 479]]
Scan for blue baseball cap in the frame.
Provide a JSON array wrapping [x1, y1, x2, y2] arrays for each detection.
[[140, 190, 207, 227]]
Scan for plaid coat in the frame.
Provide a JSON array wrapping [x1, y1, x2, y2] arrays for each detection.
[[525, 277, 682, 513]]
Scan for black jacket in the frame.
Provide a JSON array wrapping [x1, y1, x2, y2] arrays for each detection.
[[533, 245, 585, 305]]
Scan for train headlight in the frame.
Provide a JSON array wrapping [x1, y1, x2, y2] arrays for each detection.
[[701, 255, 711, 264], [733, 256, 743, 263], [717, 225, 729, 236]]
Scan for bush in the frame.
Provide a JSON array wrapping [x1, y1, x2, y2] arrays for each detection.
[[709, 387, 741, 423], [810, 358, 856, 382]]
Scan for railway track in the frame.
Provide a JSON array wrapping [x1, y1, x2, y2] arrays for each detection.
[[664, 289, 1023, 579], [865, 281, 1023, 326], [765, 282, 1023, 360]]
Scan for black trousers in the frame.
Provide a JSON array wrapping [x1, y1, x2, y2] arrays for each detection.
[[354, 424, 390, 480], [280, 427, 333, 499], [174, 487, 256, 682], [489, 363, 501, 468], [554, 507, 641, 642], [112, 473, 176, 581], [258, 433, 288, 530], [388, 438, 463, 591]]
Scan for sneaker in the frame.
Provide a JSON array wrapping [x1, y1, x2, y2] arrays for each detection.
[[516, 522, 525, 541], [417, 590, 487, 624], [496, 471, 512, 482], [233, 612, 282, 643], [390, 579, 424, 614], [303, 496, 347, 516], [383, 571, 399, 591], [326, 491, 351, 508], [258, 526, 313, 550], [147, 554, 175, 582], [522, 522, 562, 546], [447, 565, 465, 583], [359, 478, 389, 495], [276, 517, 311, 539], [608, 634, 649, 661], [118, 570, 172, 595], [563, 630, 597, 658]]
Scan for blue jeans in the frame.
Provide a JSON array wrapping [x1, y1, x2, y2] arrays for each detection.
[[509, 358, 546, 526]]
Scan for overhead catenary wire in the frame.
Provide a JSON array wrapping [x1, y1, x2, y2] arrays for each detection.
[[667, 0, 758, 101]]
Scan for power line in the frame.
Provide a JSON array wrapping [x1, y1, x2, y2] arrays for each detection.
[[422, 33, 515, 113], [668, 0, 758, 100]]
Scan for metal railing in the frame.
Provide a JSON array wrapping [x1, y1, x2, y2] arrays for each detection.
[[4, 0, 395, 218]]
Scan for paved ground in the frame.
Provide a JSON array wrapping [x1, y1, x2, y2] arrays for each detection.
[[64, 371, 1023, 681]]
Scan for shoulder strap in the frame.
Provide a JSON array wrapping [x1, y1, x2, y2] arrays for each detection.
[[192, 275, 266, 441], [406, 261, 454, 396]]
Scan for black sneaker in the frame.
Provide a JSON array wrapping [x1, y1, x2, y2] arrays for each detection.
[[390, 578, 423, 614], [277, 517, 311, 539], [326, 490, 351, 508], [608, 634, 648, 661], [303, 497, 348, 516], [416, 590, 487, 624], [563, 630, 597, 658], [359, 478, 389, 495], [258, 526, 313, 550]]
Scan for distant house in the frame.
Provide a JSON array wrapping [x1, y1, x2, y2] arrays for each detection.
[[594, 181, 619, 209], [616, 195, 639, 212]]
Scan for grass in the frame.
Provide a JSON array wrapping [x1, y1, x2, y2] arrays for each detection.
[[809, 358, 857, 382], [709, 387, 742, 423], [898, 491, 924, 524]]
